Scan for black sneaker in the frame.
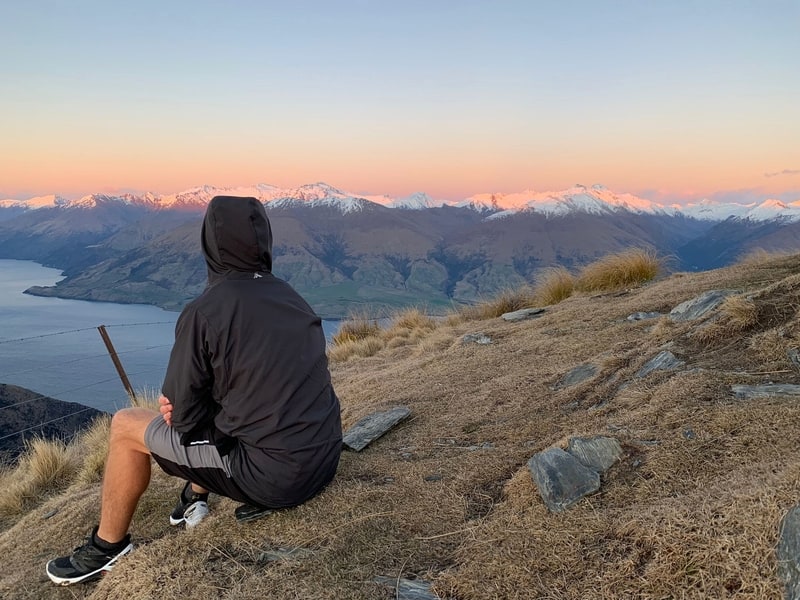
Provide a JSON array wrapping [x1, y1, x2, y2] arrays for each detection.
[[170, 481, 210, 527], [46, 527, 133, 585]]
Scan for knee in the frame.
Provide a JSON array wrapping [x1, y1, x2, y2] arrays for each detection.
[[110, 407, 157, 446]]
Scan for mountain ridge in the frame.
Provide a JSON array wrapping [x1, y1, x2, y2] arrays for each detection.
[[4, 183, 800, 318], [4, 182, 800, 222]]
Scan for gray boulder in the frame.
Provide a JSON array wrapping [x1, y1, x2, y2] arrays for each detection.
[[788, 348, 800, 371], [527, 447, 601, 512], [669, 290, 732, 322], [553, 364, 597, 390], [567, 436, 623, 472], [461, 333, 492, 345], [627, 311, 662, 321], [778, 506, 800, 600], [732, 384, 800, 400], [501, 307, 545, 322], [636, 350, 685, 378], [343, 406, 411, 452], [373, 576, 439, 599]]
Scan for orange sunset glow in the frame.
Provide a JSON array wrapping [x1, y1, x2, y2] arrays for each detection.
[[2, 2, 798, 206]]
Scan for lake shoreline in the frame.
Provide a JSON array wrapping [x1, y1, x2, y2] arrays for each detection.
[[0, 260, 339, 411]]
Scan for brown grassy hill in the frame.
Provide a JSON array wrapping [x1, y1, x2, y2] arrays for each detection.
[[3, 252, 800, 599], [0, 384, 105, 463]]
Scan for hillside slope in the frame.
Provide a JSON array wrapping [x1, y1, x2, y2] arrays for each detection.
[[0, 384, 105, 462], [3, 253, 800, 598], [1, 199, 714, 317]]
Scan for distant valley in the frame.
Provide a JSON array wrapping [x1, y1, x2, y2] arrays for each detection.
[[2, 183, 799, 318]]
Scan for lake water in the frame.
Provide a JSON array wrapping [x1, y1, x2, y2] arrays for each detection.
[[0, 260, 338, 414]]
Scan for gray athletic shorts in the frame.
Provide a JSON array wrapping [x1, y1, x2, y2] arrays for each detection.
[[144, 416, 251, 503]]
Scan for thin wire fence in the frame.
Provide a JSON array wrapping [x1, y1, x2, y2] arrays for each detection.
[[0, 319, 338, 447], [0, 322, 175, 445]]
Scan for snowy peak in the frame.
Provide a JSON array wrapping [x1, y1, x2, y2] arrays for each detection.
[[458, 190, 536, 211], [68, 194, 131, 209], [462, 185, 673, 218], [679, 197, 800, 222], [265, 183, 373, 214], [155, 183, 371, 213], [3, 184, 799, 222], [742, 199, 800, 221], [389, 192, 444, 209], [0, 194, 70, 209]]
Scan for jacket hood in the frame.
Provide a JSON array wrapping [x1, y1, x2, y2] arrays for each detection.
[[201, 196, 273, 281]]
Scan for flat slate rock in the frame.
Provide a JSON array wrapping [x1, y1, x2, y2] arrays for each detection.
[[461, 332, 492, 345], [373, 576, 439, 599], [528, 447, 601, 512], [668, 290, 732, 322], [778, 505, 800, 600], [343, 406, 411, 451], [627, 311, 662, 321], [501, 307, 545, 322], [732, 384, 800, 400], [636, 350, 685, 378], [553, 364, 597, 390], [259, 547, 313, 562], [567, 436, 623, 473], [788, 348, 800, 371]]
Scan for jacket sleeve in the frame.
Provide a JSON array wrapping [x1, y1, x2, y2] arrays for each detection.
[[161, 304, 218, 436]]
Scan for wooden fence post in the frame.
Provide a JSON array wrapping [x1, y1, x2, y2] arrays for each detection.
[[97, 325, 137, 403]]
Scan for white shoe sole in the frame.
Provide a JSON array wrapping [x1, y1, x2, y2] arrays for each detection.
[[170, 501, 209, 527], [46, 543, 133, 586]]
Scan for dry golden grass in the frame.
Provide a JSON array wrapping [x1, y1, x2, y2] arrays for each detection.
[[532, 266, 576, 305], [331, 308, 441, 362], [129, 386, 161, 410], [694, 295, 760, 344], [0, 437, 79, 522], [457, 286, 536, 320], [74, 415, 111, 485], [387, 307, 438, 333], [577, 247, 660, 292], [7, 253, 800, 598], [328, 335, 386, 362], [330, 313, 382, 346], [0, 389, 155, 520]]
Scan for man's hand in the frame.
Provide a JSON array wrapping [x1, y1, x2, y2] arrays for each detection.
[[158, 394, 174, 427]]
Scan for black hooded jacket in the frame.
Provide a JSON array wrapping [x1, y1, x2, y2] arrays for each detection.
[[162, 196, 342, 508]]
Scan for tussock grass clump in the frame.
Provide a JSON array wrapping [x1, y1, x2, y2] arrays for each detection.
[[0, 437, 79, 517], [74, 415, 111, 484], [330, 308, 445, 361], [576, 248, 660, 292], [721, 294, 760, 328], [331, 314, 382, 347], [383, 308, 439, 349], [130, 386, 161, 410], [694, 295, 760, 344], [328, 335, 385, 362], [388, 307, 437, 333], [532, 267, 575, 305], [458, 287, 536, 321]]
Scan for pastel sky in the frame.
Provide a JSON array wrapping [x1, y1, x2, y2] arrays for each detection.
[[2, 0, 799, 204]]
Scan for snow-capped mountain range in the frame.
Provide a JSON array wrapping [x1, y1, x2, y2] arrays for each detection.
[[2, 182, 798, 222]]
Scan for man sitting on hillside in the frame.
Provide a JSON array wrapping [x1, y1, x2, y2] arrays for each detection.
[[46, 195, 343, 585]]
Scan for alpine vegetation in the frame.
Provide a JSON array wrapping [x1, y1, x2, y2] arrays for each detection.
[[4, 251, 800, 598]]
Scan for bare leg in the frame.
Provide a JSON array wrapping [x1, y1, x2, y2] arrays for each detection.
[[96, 407, 159, 544]]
